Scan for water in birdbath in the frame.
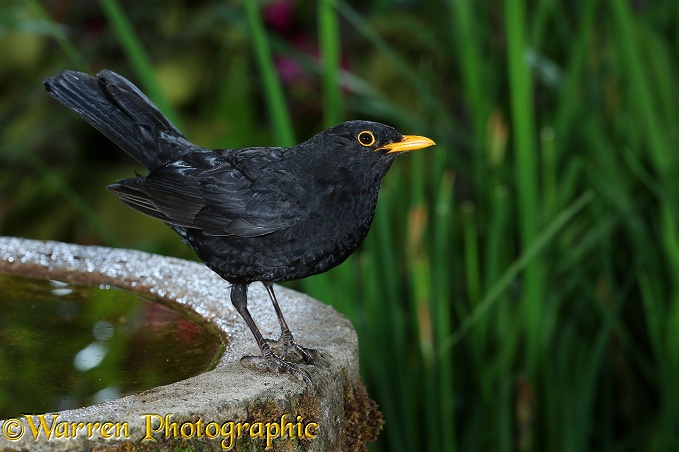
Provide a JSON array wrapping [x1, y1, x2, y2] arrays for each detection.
[[0, 273, 224, 419]]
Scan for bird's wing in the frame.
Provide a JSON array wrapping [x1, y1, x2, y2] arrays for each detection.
[[107, 148, 308, 237]]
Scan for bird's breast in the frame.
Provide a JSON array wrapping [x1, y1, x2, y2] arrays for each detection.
[[188, 186, 380, 283]]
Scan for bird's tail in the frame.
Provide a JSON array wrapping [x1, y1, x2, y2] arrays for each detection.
[[44, 70, 200, 171]]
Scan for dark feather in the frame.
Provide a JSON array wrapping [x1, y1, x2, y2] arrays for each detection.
[[107, 147, 307, 237], [44, 70, 203, 170]]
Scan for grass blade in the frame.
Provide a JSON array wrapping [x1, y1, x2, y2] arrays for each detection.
[[243, 0, 294, 146]]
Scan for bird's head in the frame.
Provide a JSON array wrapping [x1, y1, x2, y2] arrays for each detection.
[[296, 120, 435, 185], [321, 120, 435, 157]]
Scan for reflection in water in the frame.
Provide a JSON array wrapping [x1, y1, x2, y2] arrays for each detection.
[[0, 273, 224, 419], [73, 341, 107, 371]]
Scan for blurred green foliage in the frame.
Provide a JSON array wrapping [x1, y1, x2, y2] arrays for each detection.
[[1, 0, 679, 451]]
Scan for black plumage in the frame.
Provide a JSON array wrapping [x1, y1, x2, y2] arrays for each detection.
[[44, 70, 435, 382]]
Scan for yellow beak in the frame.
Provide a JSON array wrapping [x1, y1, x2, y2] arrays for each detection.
[[378, 135, 436, 154]]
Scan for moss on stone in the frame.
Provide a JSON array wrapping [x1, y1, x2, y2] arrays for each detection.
[[342, 374, 384, 451]]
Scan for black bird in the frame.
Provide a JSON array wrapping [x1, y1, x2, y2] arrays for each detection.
[[44, 70, 435, 382]]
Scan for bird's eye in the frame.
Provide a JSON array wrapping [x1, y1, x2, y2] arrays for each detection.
[[357, 131, 376, 147]]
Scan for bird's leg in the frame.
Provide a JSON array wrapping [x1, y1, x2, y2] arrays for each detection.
[[230, 283, 311, 383], [262, 281, 322, 365]]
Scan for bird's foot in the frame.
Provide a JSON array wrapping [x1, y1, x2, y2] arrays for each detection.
[[264, 336, 323, 365], [240, 352, 312, 384]]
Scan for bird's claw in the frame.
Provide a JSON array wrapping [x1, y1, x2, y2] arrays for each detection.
[[240, 336, 321, 383], [264, 337, 323, 365], [240, 353, 312, 384]]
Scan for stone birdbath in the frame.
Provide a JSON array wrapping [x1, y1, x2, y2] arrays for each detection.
[[0, 237, 382, 451]]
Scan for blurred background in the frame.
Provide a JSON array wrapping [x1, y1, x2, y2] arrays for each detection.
[[1, 0, 678, 450]]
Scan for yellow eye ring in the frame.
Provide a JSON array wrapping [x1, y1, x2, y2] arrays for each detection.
[[357, 131, 376, 147]]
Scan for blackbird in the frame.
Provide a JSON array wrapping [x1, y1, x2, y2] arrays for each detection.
[[44, 69, 435, 382]]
